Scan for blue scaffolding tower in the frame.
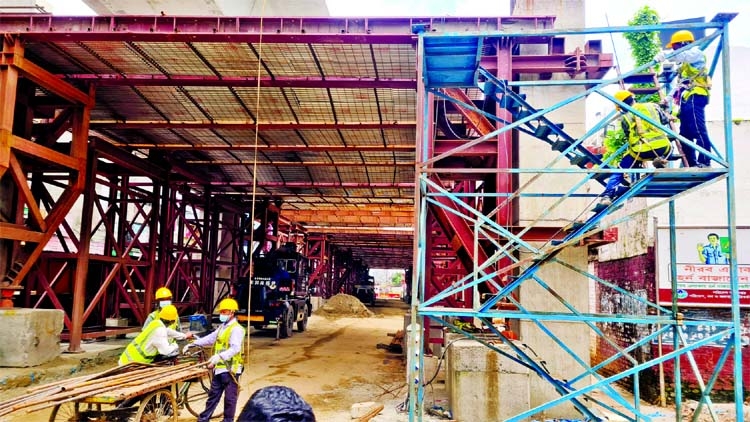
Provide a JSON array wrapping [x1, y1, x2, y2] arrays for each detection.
[[409, 14, 740, 422]]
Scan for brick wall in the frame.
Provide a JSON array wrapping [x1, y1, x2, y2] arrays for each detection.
[[592, 248, 750, 402]]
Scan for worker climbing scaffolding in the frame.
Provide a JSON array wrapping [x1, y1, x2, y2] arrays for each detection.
[[598, 90, 674, 206]]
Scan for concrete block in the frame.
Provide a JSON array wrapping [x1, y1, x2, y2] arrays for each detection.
[[445, 336, 530, 421], [0, 308, 64, 367]]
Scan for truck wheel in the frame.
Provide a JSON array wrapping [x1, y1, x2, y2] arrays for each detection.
[[297, 304, 308, 332], [280, 309, 294, 338]]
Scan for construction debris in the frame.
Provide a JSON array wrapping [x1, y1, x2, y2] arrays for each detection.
[[316, 294, 374, 318], [351, 401, 385, 421]]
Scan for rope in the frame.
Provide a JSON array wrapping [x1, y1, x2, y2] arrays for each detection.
[[245, 0, 268, 359]]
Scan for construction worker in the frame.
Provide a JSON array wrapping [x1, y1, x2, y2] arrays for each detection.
[[655, 30, 713, 168], [238, 385, 316, 422], [119, 305, 188, 365], [143, 287, 185, 344], [185, 297, 245, 422], [599, 90, 672, 206]]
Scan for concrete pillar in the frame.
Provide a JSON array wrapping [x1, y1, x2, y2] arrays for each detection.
[[0, 309, 64, 367], [445, 334, 531, 421]]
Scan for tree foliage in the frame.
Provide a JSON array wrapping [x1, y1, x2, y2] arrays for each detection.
[[624, 6, 661, 67], [624, 6, 662, 103]]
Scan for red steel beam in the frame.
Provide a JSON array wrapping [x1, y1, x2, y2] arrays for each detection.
[[90, 121, 414, 130], [121, 143, 415, 152], [0, 15, 555, 44]]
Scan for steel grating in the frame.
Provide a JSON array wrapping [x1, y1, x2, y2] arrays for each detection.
[[2, 14, 576, 269]]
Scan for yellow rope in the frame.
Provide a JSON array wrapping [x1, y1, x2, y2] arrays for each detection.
[[245, 0, 268, 358]]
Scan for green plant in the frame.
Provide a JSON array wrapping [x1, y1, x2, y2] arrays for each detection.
[[602, 127, 627, 166], [624, 6, 662, 103]]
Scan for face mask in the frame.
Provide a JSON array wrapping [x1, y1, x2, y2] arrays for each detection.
[[159, 300, 171, 308], [219, 314, 230, 323]]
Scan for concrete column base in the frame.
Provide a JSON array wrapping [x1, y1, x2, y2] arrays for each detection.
[[0, 308, 64, 367], [445, 334, 530, 421]]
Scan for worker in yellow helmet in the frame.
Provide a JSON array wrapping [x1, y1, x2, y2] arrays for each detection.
[[184, 297, 246, 422], [654, 30, 712, 168], [119, 305, 190, 365], [599, 90, 672, 206], [143, 287, 185, 343]]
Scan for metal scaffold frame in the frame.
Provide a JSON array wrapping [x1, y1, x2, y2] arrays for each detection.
[[409, 14, 740, 422]]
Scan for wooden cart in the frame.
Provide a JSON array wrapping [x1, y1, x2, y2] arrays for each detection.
[[0, 361, 212, 421]]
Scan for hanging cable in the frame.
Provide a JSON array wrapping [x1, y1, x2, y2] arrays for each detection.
[[245, 0, 268, 357]]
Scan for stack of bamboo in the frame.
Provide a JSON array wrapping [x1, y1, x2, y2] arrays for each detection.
[[0, 362, 208, 418]]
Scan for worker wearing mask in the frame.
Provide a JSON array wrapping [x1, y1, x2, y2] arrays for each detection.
[[143, 286, 188, 345], [185, 298, 245, 422], [654, 30, 712, 168], [599, 90, 672, 206], [119, 305, 189, 365]]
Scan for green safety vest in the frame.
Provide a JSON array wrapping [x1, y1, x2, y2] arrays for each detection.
[[678, 55, 711, 100], [213, 320, 245, 374], [119, 319, 163, 365], [622, 103, 671, 157]]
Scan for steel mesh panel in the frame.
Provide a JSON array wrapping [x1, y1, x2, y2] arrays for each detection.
[[136, 86, 206, 121], [132, 42, 213, 76], [202, 150, 238, 161], [393, 151, 415, 161], [344, 195, 374, 203], [257, 43, 318, 77], [383, 128, 415, 144], [371, 44, 415, 79], [222, 167, 255, 182], [92, 86, 165, 121], [71, 41, 161, 74], [214, 129, 258, 145], [192, 42, 270, 77], [182, 86, 251, 121], [254, 166, 279, 183], [231, 151, 270, 161], [327, 87, 379, 121], [367, 169, 397, 184], [326, 151, 365, 162], [376, 88, 415, 122], [338, 129, 382, 146], [173, 128, 228, 146], [313, 44, 376, 78], [360, 151, 399, 162], [287, 88, 335, 122], [234, 87, 297, 122], [335, 167, 369, 184], [277, 167, 312, 183], [259, 130, 302, 145], [32, 42, 108, 73], [307, 167, 341, 184], [296, 129, 343, 146]]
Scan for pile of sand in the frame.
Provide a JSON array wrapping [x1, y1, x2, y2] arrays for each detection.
[[317, 294, 374, 318]]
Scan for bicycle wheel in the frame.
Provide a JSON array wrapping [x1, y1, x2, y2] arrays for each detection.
[[134, 389, 177, 422], [184, 382, 224, 419], [49, 402, 78, 421]]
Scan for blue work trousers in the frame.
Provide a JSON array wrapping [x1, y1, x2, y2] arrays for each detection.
[[602, 145, 670, 198], [679, 94, 712, 167], [198, 371, 240, 422]]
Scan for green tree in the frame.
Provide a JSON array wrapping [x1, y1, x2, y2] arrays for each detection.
[[390, 272, 403, 287], [624, 6, 662, 103]]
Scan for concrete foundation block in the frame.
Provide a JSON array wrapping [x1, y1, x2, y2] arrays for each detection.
[[0, 308, 64, 367], [445, 336, 530, 421]]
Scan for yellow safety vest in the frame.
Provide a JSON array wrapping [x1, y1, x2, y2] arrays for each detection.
[[622, 103, 671, 157], [146, 309, 181, 344], [678, 55, 711, 100], [119, 319, 163, 365], [213, 320, 245, 374]]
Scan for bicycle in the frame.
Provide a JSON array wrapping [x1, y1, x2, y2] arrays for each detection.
[[174, 347, 224, 419]]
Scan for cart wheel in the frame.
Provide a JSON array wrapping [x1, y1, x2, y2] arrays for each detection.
[[297, 304, 308, 332], [134, 389, 177, 421], [49, 402, 78, 421], [184, 383, 224, 419]]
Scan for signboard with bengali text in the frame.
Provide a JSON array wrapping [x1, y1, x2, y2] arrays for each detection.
[[656, 227, 749, 307]]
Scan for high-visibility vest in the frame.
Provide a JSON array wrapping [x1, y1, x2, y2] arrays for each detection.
[[119, 320, 163, 365], [678, 54, 711, 100], [145, 309, 180, 345], [622, 103, 671, 157], [213, 320, 245, 374]]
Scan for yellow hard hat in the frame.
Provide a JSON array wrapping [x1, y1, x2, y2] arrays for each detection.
[[155, 287, 172, 300], [159, 304, 178, 321], [218, 298, 239, 312], [667, 30, 695, 49], [613, 90, 634, 110]]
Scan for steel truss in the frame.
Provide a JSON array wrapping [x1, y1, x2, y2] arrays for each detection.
[[409, 15, 740, 421]]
